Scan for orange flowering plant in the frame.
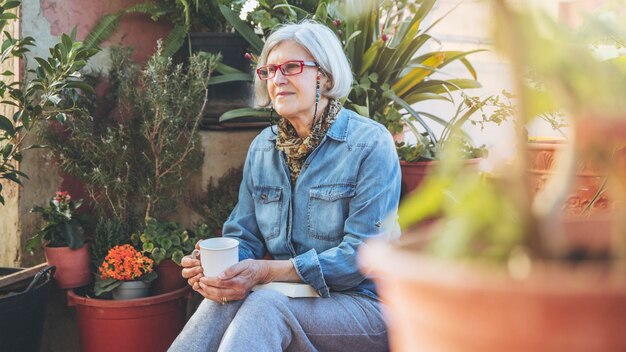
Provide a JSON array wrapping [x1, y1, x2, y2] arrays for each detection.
[[94, 244, 158, 296]]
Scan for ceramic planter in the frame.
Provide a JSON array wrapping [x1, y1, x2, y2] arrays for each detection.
[[359, 238, 626, 352], [113, 281, 151, 300], [44, 243, 91, 289], [67, 286, 190, 352]]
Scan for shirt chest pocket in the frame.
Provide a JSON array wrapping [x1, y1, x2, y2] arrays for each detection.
[[307, 184, 355, 242], [253, 186, 282, 239]]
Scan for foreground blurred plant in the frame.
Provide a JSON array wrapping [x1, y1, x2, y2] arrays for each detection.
[[398, 0, 626, 264]]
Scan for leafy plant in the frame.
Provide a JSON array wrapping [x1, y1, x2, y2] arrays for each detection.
[[90, 217, 132, 270], [25, 191, 93, 252], [219, 0, 484, 157], [39, 45, 221, 221], [194, 166, 243, 232], [94, 244, 157, 296], [131, 217, 204, 265], [84, 0, 322, 58], [84, 0, 246, 57], [240, 0, 320, 35], [0, 0, 99, 204]]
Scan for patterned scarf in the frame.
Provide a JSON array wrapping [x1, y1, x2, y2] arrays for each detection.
[[276, 99, 342, 183]]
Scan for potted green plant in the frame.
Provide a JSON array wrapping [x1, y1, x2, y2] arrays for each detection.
[[359, 1, 626, 351], [47, 46, 220, 351], [0, 4, 99, 204], [394, 92, 507, 196], [131, 217, 206, 294], [94, 244, 157, 299], [40, 45, 220, 222], [83, 1, 317, 126], [25, 191, 93, 288]]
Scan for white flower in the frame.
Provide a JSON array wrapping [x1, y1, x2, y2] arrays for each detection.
[[239, 0, 259, 21]]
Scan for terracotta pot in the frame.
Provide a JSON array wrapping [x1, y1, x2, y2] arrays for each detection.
[[527, 140, 611, 214], [67, 286, 190, 352], [400, 158, 481, 198], [44, 244, 91, 289], [152, 259, 186, 295], [359, 239, 626, 352]]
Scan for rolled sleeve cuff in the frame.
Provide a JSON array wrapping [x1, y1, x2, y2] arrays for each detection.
[[238, 245, 256, 261], [290, 249, 330, 298]]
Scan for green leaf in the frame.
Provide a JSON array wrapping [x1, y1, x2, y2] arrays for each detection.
[[21, 112, 29, 129], [143, 242, 155, 252], [94, 278, 123, 296], [215, 62, 246, 75], [0, 13, 18, 21], [2, 171, 23, 185], [61, 33, 73, 56], [408, 79, 482, 95], [151, 247, 167, 263], [160, 24, 187, 58], [63, 80, 95, 94], [387, 91, 438, 145], [3, 1, 20, 10], [171, 250, 184, 265], [219, 5, 263, 54], [1, 143, 13, 158], [207, 72, 253, 86], [34, 57, 54, 74], [83, 13, 121, 50], [219, 108, 271, 122], [0, 114, 15, 135], [25, 233, 44, 254]]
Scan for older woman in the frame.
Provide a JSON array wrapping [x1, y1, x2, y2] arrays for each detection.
[[169, 21, 400, 352]]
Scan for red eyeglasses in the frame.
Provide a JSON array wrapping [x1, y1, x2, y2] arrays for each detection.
[[256, 60, 319, 80]]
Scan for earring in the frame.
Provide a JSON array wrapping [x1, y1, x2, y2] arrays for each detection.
[[312, 72, 321, 123], [269, 106, 277, 135]]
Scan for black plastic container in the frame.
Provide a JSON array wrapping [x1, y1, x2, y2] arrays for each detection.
[[0, 266, 55, 352]]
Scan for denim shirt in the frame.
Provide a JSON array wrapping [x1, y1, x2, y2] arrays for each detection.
[[222, 108, 401, 299]]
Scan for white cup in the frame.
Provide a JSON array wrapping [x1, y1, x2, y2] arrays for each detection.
[[198, 238, 239, 278]]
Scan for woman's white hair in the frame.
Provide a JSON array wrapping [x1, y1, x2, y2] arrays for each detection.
[[254, 20, 353, 107]]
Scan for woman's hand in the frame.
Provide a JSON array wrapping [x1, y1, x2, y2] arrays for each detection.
[[196, 259, 271, 302], [180, 241, 203, 291]]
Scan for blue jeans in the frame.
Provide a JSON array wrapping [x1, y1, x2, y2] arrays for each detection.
[[169, 290, 389, 352]]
